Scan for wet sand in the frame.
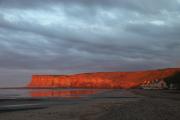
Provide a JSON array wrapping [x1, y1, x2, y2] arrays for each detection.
[[0, 89, 180, 120]]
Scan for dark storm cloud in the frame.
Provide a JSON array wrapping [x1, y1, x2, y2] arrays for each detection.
[[0, 0, 180, 87]]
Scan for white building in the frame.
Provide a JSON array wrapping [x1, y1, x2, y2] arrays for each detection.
[[141, 79, 168, 89]]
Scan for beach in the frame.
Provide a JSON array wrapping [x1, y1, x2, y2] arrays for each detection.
[[0, 89, 180, 120]]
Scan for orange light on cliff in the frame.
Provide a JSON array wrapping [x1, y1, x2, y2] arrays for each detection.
[[28, 68, 180, 89]]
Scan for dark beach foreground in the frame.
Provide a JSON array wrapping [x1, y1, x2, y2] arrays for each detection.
[[0, 89, 180, 120]]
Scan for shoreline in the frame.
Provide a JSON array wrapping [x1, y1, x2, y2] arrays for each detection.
[[0, 89, 180, 120]]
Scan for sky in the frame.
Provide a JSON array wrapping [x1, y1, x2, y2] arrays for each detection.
[[0, 0, 180, 87]]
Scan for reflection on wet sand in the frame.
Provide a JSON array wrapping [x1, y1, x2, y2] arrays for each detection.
[[30, 89, 99, 98]]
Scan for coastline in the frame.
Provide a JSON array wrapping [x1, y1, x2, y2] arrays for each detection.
[[0, 89, 180, 120]]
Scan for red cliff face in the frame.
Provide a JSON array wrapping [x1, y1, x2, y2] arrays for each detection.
[[28, 68, 180, 89]]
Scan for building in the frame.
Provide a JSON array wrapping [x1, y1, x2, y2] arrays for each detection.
[[141, 79, 168, 89]]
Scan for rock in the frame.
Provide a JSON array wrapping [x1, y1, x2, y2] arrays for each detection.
[[28, 68, 180, 89]]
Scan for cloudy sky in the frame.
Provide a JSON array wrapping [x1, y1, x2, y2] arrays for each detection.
[[0, 0, 180, 87]]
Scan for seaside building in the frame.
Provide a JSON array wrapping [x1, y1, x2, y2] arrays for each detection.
[[141, 79, 168, 89]]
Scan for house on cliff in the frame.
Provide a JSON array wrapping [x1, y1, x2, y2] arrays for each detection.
[[141, 79, 168, 89]]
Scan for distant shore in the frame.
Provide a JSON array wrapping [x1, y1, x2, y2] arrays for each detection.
[[0, 89, 180, 120]]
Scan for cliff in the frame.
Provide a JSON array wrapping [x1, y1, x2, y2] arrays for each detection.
[[28, 68, 180, 89]]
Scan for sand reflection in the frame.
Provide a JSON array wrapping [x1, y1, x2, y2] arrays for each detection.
[[30, 89, 99, 98]]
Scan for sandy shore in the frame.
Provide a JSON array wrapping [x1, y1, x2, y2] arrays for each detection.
[[0, 89, 180, 120]]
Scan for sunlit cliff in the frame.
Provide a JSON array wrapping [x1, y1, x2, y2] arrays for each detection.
[[28, 68, 180, 89]]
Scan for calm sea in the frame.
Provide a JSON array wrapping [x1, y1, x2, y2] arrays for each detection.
[[0, 88, 104, 99]]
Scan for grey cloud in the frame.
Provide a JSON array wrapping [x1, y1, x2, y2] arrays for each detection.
[[125, 22, 180, 40], [0, 0, 180, 14], [0, 0, 180, 87]]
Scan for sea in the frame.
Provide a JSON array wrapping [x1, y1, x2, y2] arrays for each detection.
[[0, 88, 104, 99]]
